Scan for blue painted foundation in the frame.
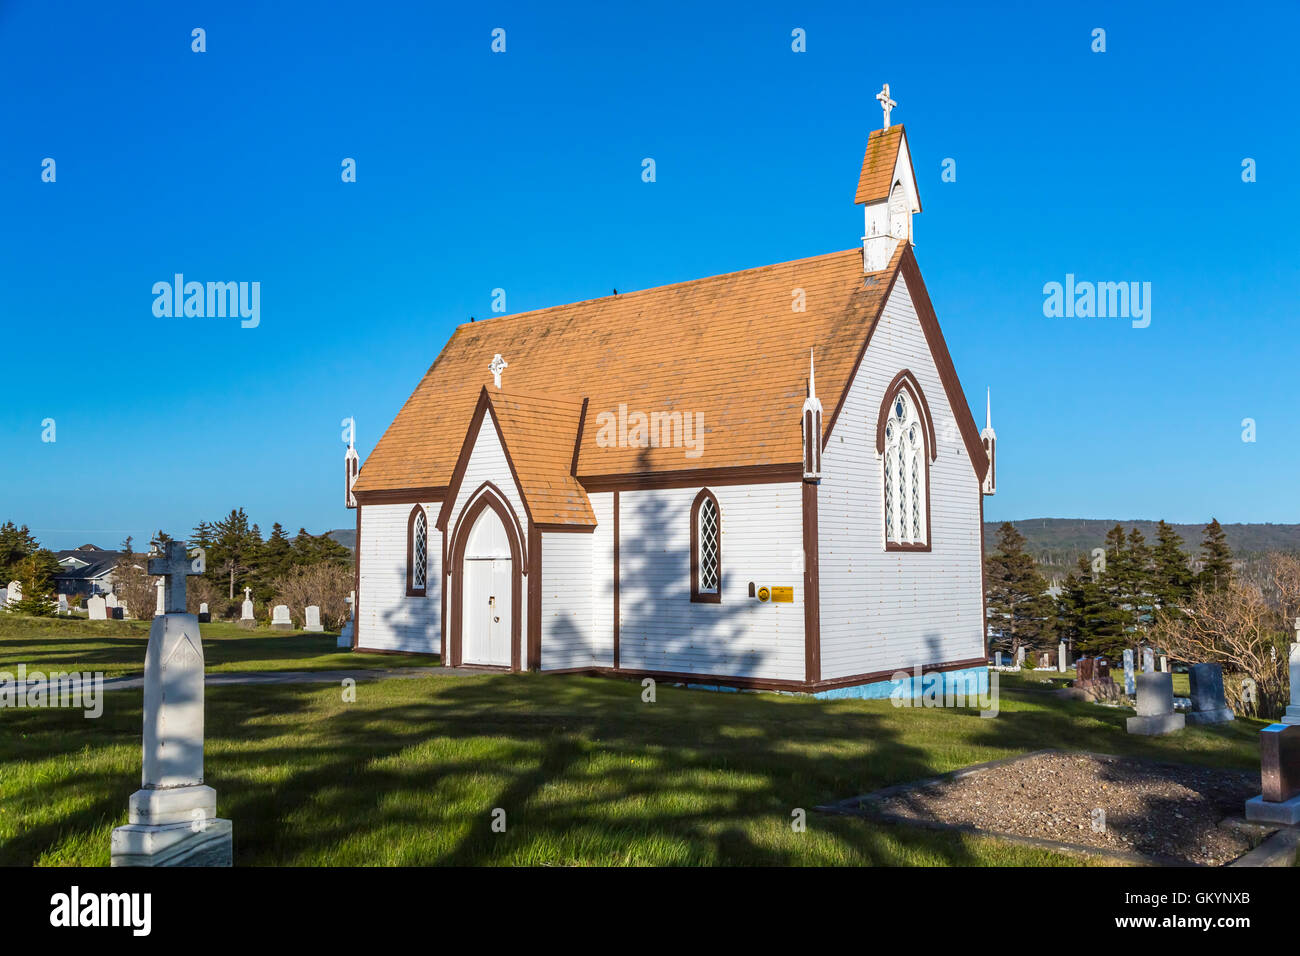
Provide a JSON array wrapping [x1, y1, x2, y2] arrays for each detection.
[[813, 666, 990, 702]]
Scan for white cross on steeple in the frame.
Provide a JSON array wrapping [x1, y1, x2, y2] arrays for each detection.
[[875, 83, 897, 130], [489, 353, 508, 389]]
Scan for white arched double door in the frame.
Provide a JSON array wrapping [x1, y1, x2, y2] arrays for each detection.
[[461, 506, 513, 667]]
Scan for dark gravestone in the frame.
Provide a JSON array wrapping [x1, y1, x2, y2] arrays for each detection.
[[1076, 658, 1095, 682], [1186, 663, 1234, 724], [1246, 723, 1300, 824], [1097, 659, 1111, 680]]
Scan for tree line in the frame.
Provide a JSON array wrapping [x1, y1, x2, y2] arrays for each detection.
[[0, 511, 352, 624], [986, 518, 1297, 717]]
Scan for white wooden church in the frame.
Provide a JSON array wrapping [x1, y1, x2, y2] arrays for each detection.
[[347, 90, 998, 698]]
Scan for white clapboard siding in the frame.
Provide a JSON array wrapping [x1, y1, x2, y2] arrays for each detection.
[[617, 483, 805, 681], [446, 415, 529, 543], [357, 502, 442, 653], [439, 414, 530, 664], [818, 272, 984, 679], [539, 531, 598, 670]]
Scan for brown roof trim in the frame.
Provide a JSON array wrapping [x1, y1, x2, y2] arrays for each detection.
[[580, 463, 801, 493], [897, 247, 990, 478], [353, 487, 448, 505], [534, 523, 595, 533], [570, 397, 589, 478], [822, 255, 905, 444], [436, 388, 537, 532]]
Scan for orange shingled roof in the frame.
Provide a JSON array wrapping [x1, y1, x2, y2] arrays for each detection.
[[353, 239, 994, 508], [854, 125, 914, 206], [485, 389, 595, 527]]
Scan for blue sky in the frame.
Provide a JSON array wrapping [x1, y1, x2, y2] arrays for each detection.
[[2, 0, 1297, 551]]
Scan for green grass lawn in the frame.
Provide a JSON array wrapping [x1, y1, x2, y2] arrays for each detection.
[[0, 613, 433, 678], [0, 657, 1265, 866]]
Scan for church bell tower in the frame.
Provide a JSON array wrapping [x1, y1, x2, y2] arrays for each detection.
[[856, 84, 921, 273]]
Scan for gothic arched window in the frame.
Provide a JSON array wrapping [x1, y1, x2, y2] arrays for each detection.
[[407, 505, 428, 597], [691, 489, 721, 602], [877, 373, 933, 551]]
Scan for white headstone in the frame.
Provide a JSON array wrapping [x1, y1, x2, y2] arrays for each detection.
[[304, 605, 323, 632], [87, 594, 107, 620], [338, 591, 355, 649], [58, 593, 69, 615], [1142, 647, 1155, 674], [1058, 641, 1066, 672], [1122, 649, 1136, 695], [1159, 655, 1169, 673], [271, 604, 292, 630], [1283, 625, 1300, 725], [6, 581, 21, 605], [240, 586, 255, 625], [995, 651, 1003, 668], [111, 540, 230, 866], [105, 592, 120, 608]]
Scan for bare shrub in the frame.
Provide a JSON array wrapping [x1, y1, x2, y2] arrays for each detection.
[[269, 563, 351, 630], [1152, 559, 1293, 719], [113, 558, 157, 621]]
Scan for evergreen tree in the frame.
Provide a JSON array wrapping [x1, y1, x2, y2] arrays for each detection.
[[1198, 518, 1233, 591], [259, 523, 294, 580], [1150, 520, 1193, 613], [290, 528, 352, 567], [0, 521, 42, 581], [209, 508, 262, 599], [1065, 548, 1129, 660], [985, 523, 1055, 657]]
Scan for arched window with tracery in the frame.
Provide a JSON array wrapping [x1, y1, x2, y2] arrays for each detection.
[[690, 489, 721, 602], [877, 373, 933, 551], [407, 505, 428, 596]]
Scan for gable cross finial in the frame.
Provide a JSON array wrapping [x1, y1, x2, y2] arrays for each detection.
[[875, 83, 897, 130], [808, 348, 817, 399], [489, 353, 508, 389]]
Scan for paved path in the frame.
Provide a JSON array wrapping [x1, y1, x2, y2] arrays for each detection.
[[4, 665, 499, 695]]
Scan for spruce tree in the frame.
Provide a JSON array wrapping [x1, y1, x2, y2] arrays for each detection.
[[985, 523, 1054, 658], [1150, 520, 1193, 613], [1198, 518, 1233, 591]]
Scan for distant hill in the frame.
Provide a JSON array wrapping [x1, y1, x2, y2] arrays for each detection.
[[985, 519, 1300, 571], [330, 520, 1300, 571]]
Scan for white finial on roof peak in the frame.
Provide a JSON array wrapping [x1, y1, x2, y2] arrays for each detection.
[[985, 388, 992, 431], [808, 348, 817, 399], [489, 353, 508, 389], [876, 83, 897, 130]]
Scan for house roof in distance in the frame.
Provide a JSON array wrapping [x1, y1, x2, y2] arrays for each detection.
[[54, 548, 123, 581]]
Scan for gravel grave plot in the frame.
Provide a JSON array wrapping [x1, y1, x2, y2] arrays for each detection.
[[867, 752, 1264, 866]]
